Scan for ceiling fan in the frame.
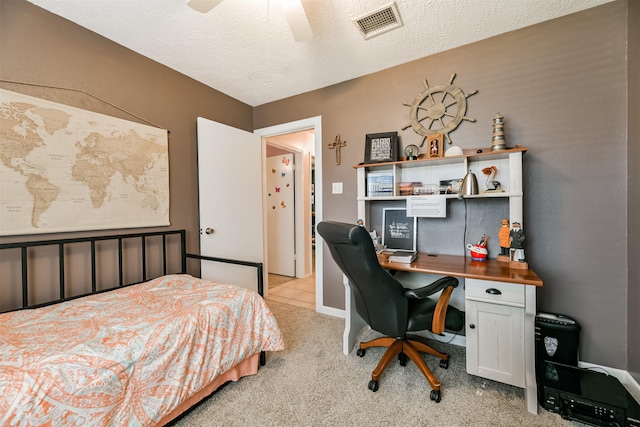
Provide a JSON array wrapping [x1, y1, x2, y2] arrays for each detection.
[[186, 0, 313, 42]]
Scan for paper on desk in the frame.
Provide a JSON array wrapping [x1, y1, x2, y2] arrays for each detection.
[[406, 195, 446, 218]]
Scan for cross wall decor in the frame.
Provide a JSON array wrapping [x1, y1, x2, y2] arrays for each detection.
[[328, 134, 347, 165]]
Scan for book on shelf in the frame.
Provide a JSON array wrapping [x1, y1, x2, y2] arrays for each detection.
[[387, 251, 417, 263], [367, 172, 393, 197]]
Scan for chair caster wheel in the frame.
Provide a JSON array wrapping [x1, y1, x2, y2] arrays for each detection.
[[430, 389, 441, 402], [368, 380, 379, 392], [356, 348, 366, 357], [439, 358, 449, 369], [398, 352, 408, 366]]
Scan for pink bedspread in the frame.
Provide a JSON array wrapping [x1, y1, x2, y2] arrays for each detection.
[[0, 274, 284, 426]]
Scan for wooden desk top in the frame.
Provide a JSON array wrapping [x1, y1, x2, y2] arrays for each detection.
[[377, 252, 543, 287]]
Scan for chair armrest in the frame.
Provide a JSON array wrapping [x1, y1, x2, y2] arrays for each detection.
[[403, 276, 458, 299], [404, 276, 459, 334], [431, 286, 455, 334]]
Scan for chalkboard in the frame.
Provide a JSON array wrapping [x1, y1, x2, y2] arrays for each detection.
[[382, 208, 417, 251]]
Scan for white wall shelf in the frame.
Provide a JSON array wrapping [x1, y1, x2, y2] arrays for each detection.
[[354, 146, 527, 228]]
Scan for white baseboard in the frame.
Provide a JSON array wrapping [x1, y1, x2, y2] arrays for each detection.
[[316, 304, 344, 318], [578, 361, 640, 403]]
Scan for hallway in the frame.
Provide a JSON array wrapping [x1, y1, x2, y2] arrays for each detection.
[[266, 274, 315, 310]]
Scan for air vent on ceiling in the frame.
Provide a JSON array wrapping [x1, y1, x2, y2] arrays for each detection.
[[353, 2, 403, 40]]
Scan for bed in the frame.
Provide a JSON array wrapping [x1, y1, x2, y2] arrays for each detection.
[[0, 230, 284, 426]]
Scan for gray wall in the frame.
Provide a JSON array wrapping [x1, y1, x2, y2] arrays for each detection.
[[627, 0, 639, 380], [255, 1, 637, 374], [1, 0, 636, 375]]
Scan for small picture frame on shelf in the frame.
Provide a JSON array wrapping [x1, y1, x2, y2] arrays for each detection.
[[426, 134, 444, 159], [364, 132, 399, 163]]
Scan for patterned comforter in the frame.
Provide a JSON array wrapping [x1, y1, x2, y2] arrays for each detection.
[[0, 274, 284, 426]]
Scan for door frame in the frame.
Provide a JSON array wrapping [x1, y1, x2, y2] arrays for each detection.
[[255, 117, 335, 315]]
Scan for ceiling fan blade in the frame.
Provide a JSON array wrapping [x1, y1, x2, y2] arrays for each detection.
[[187, 0, 225, 14], [280, 0, 313, 42]]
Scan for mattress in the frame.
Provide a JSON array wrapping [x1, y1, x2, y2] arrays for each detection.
[[0, 274, 284, 426]]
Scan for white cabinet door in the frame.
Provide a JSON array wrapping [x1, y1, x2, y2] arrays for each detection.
[[466, 299, 525, 387]]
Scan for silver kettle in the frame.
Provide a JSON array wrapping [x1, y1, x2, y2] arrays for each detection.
[[461, 170, 479, 196]]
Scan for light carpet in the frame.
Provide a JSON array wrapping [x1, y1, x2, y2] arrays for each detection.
[[173, 300, 572, 426]]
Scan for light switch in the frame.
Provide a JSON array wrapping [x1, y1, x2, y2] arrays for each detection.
[[332, 182, 343, 194]]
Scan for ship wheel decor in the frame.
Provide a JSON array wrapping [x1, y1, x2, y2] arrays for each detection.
[[402, 73, 478, 146]]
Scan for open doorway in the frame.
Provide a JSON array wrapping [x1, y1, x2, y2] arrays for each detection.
[[264, 136, 314, 310], [254, 117, 324, 312]]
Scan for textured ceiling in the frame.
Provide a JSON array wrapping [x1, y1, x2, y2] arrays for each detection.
[[26, 0, 613, 107]]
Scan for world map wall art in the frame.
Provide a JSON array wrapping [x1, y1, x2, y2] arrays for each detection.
[[0, 88, 170, 236]]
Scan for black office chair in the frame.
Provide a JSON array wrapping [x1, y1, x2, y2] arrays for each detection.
[[317, 221, 464, 402]]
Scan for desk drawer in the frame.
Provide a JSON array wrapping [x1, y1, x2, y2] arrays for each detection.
[[465, 279, 525, 306]]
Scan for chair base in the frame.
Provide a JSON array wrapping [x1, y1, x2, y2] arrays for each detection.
[[358, 336, 449, 392]]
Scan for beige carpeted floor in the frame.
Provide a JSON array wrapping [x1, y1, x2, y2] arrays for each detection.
[[173, 300, 573, 427]]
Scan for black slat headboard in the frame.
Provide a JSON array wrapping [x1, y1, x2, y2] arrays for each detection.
[[0, 229, 264, 312]]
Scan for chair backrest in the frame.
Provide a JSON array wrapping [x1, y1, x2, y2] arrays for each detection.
[[317, 221, 409, 337]]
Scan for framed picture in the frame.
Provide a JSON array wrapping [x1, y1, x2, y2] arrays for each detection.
[[364, 132, 399, 163], [382, 208, 417, 252], [426, 134, 444, 159]]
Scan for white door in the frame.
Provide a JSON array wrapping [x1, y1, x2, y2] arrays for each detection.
[[196, 117, 264, 292], [266, 153, 295, 276]]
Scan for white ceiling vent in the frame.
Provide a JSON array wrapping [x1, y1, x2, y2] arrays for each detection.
[[353, 2, 403, 40]]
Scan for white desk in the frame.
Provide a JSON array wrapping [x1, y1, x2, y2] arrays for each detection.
[[342, 252, 543, 414]]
